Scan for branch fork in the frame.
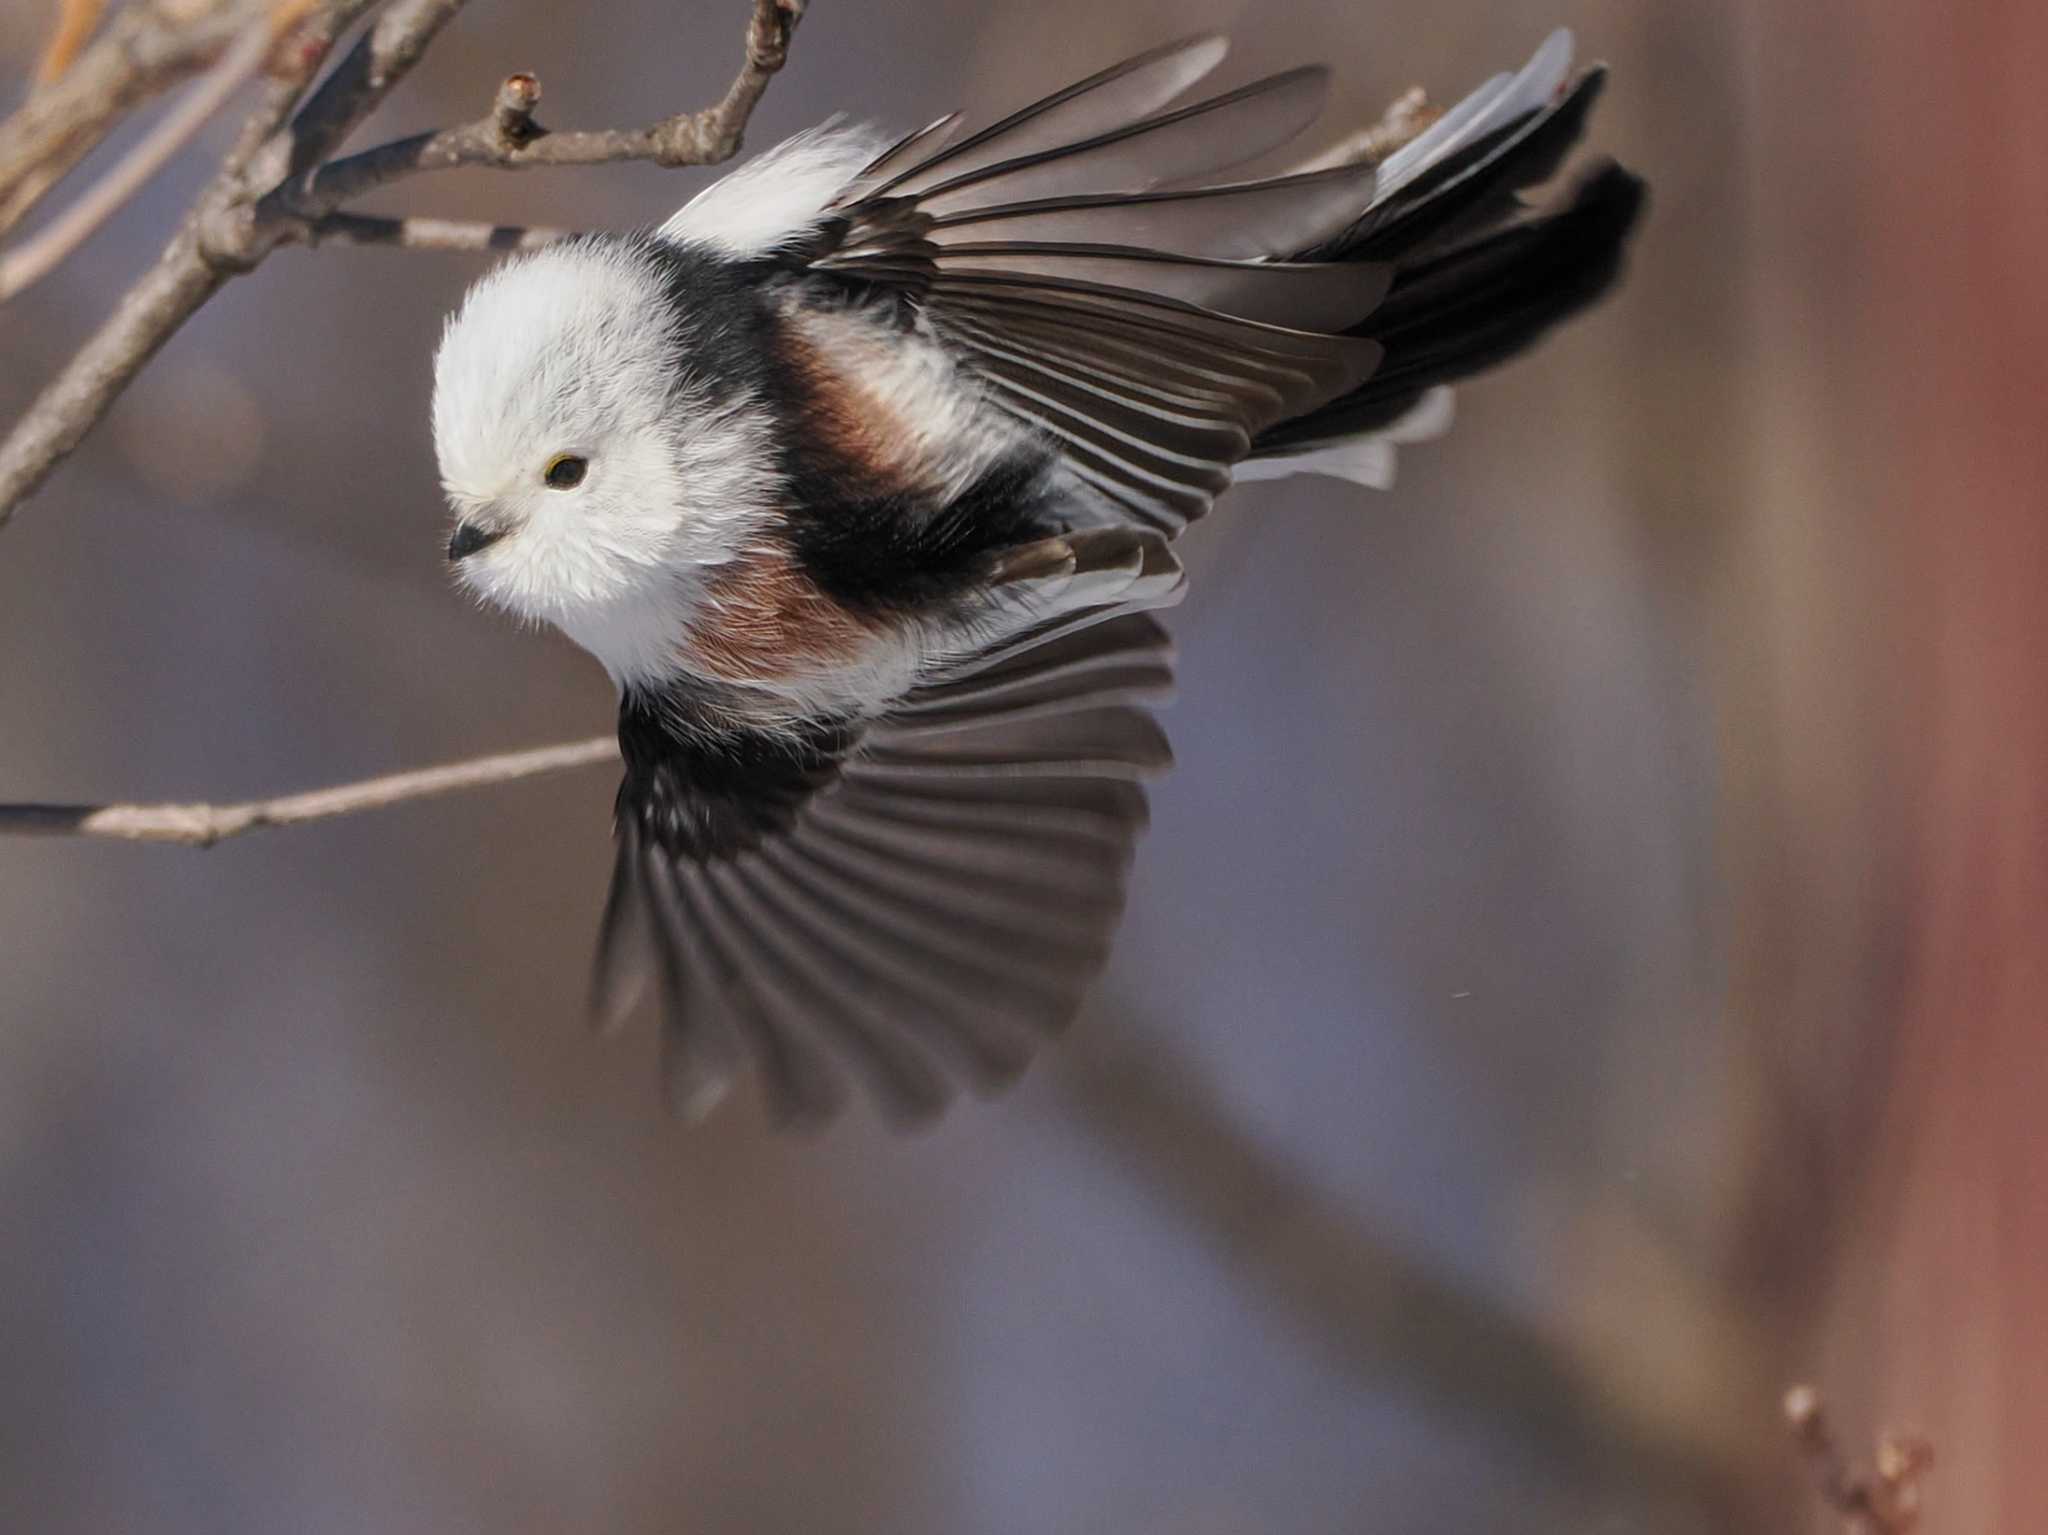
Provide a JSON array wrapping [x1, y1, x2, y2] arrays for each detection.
[[0, 0, 810, 522], [1784, 1384, 1935, 1534], [0, 0, 813, 837]]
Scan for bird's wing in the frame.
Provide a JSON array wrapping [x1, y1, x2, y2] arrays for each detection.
[[594, 528, 1185, 1128], [804, 32, 1600, 532]]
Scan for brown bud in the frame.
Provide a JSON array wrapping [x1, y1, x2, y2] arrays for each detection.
[[1782, 1383, 1823, 1433], [493, 74, 545, 148]]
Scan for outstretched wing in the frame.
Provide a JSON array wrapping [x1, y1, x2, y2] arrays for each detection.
[[594, 529, 1185, 1128], [801, 30, 1623, 532], [594, 35, 1645, 1126]]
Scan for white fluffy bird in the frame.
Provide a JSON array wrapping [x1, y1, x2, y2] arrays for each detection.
[[431, 30, 1644, 1126]]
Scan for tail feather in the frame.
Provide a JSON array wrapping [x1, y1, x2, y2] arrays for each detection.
[[1246, 44, 1641, 480], [911, 66, 1332, 218], [1316, 66, 1610, 264], [1251, 161, 1646, 458], [1235, 386, 1454, 491]]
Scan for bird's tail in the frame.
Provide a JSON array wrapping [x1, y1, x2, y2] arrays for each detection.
[[1240, 40, 1646, 488]]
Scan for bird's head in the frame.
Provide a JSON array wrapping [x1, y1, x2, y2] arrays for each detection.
[[430, 235, 773, 682]]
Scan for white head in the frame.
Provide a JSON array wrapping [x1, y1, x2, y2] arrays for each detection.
[[431, 236, 775, 683], [431, 126, 895, 685]]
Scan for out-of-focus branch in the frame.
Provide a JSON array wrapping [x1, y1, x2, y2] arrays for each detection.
[[1783, 1385, 1934, 1533], [0, 0, 810, 527], [0, 736, 618, 847], [255, 0, 472, 190], [0, 0, 375, 527], [216, 0, 384, 184], [308, 209, 569, 252], [0, 14, 281, 303], [0, 0, 255, 236], [1055, 1026, 1755, 1522]]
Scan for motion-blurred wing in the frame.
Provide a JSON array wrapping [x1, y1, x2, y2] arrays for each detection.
[[594, 529, 1185, 1127]]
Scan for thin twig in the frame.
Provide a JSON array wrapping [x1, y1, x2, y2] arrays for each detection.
[[0, 0, 810, 526], [308, 209, 570, 252], [0, 736, 618, 848], [264, 0, 807, 219], [1, 16, 278, 304]]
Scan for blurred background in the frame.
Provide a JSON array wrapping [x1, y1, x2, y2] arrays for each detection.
[[2, 0, 2040, 1529]]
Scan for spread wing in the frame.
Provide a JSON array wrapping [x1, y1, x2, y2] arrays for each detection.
[[595, 529, 1185, 1128], [800, 29, 1620, 533], [587, 34, 1642, 1127]]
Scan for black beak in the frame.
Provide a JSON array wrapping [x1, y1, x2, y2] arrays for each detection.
[[447, 521, 505, 562]]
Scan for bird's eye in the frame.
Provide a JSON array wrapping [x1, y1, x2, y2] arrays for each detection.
[[542, 453, 588, 490]]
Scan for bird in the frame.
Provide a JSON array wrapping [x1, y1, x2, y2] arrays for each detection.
[[431, 29, 1646, 1128]]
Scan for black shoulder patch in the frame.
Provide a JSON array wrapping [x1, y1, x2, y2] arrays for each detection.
[[784, 448, 1056, 615], [629, 233, 1061, 618], [630, 232, 786, 409]]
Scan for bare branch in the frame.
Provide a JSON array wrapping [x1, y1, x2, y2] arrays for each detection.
[[0, 0, 810, 527], [257, 0, 473, 191], [710, 0, 809, 146], [214, 0, 386, 186], [1783, 1384, 1934, 1534], [266, 0, 807, 219], [0, 227, 231, 520], [0, 4, 375, 519], [308, 209, 570, 252], [0, 0, 252, 237], [0, 16, 279, 304], [0, 736, 618, 848]]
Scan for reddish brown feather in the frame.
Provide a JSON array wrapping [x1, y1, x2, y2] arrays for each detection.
[[673, 304, 951, 686], [777, 304, 953, 501], [683, 547, 880, 684]]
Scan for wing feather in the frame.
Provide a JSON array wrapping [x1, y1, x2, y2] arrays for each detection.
[[795, 30, 1634, 529], [873, 35, 1231, 198], [909, 66, 1332, 216], [728, 856, 1044, 1094], [929, 244, 1389, 331], [925, 160, 1380, 260], [691, 860, 958, 1124], [586, 32, 1644, 1125], [603, 533, 1184, 1124], [640, 851, 750, 1121]]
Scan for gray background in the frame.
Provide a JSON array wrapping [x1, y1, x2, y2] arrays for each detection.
[[4, 0, 2038, 1530]]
